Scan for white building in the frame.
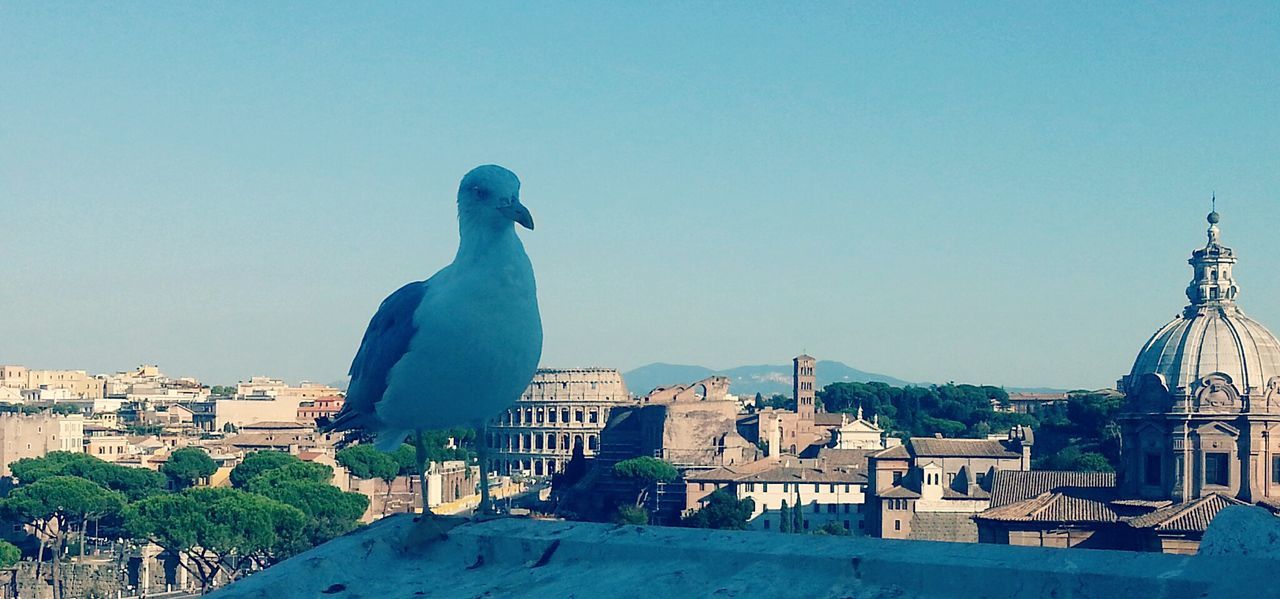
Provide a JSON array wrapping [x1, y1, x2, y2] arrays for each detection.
[[685, 452, 872, 534]]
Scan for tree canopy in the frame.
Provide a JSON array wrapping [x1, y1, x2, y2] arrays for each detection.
[[125, 487, 306, 593], [162, 446, 218, 489], [10, 451, 165, 500], [336, 444, 398, 482], [230, 451, 302, 488], [682, 489, 755, 530], [612, 457, 678, 484], [612, 457, 678, 509], [0, 541, 18, 569], [244, 472, 368, 546]]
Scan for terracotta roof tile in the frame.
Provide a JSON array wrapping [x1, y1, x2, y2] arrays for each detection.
[[976, 487, 1121, 524], [908, 437, 1021, 459], [1125, 493, 1247, 533], [988, 470, 1116, 507]]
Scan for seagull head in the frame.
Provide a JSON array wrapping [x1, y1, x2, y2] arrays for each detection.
[[457, 165, 534, 231]]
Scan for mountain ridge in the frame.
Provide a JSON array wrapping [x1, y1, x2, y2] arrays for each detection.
[[621, 362, 1069, 397]]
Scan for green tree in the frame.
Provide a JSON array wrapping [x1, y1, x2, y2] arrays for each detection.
[[336, 444, 399, 512], [10, 451, 166, 502], [230, 451, 301, 488], [162, 447, 218, 490], [779, 500, 792, 533], [613, 505, 649, 525], [1034, 446, 1115, 472], [816, 521, 851, 536], [391, 443, 419, 476], [2, 476, 126, 598], [682, 489, 755, 530], [244, 475, 369, 546], [0, 541, 18, 569], [125, 488, 306, 593], [612, 457, 678, 508]]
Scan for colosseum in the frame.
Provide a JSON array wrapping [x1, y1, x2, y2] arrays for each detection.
[[488, 368, 632, 477]]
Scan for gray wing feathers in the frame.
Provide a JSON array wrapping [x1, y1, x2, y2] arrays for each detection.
[[325, 281, 428, 432]]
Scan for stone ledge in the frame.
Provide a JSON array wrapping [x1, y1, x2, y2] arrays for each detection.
[[211, 512, 1278, 598]]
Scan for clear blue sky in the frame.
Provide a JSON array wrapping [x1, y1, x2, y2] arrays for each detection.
[[3, 3, 1279, 389]]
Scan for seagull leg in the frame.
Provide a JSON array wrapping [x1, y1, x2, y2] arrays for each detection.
[[477, 423, 494, 517], [401, 430, 449, 552]]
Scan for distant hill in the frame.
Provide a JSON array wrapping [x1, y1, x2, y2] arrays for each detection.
[[622, 361, 914, 397]]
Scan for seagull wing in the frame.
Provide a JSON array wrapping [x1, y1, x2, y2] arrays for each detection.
[[326, 280, 429, 434]]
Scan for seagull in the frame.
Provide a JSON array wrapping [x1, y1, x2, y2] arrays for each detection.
[[325, 164, 542, 542]]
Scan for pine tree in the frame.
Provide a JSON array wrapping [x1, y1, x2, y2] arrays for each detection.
[[779, 500, 791, 533], [792, 491, 804, 533]]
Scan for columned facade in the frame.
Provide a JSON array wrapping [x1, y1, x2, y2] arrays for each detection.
[[488, 368, 631, 478]]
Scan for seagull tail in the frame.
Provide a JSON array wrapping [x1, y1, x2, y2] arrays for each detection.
[[374, 428, 412, 452]]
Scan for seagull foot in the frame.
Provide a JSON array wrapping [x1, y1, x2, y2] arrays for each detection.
[[397, 514, 459, 554]]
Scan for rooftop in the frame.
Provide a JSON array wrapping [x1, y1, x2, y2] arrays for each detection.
[[908, 437, 1021, 459], [988, 470, 1116, 507]]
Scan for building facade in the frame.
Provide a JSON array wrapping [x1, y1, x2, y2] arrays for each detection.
[[0, 413, 85, 476], [867, 428, 1033, 542], [488, 368, 631, 477], [0, 366, 103, 399], [685, 451, 872, 534]]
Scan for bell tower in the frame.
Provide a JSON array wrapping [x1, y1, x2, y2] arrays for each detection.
[[793, 355, 816, 422]]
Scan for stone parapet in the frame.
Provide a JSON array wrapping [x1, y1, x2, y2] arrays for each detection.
[[209, 511, 1275, 598]]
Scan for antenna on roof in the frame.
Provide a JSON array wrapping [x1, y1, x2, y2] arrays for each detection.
[[1212, 191, 1216, 212]]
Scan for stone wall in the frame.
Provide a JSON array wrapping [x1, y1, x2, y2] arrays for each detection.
[[208, 507, 1280, 599]]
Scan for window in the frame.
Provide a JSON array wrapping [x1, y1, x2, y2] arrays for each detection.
[[700, 483, 707, 491], [843, 504, 850, 514], [827, 504, 836, 514], [894, 520, 901, 531], [1144, 453, 1161, 486], [763, 520, 770, 530], [892, 471, 903, 484], [1205, 452, 1230, 486], [843, 520, 850, 530], [1272, 456, 1280, 484], [589, 410, 599, 424], [548, 410, 557, 423], [829, 484, 836, 493], [761, 483, 769, 493], [803, 520, 809, 530], [575, 410, 584, 423]]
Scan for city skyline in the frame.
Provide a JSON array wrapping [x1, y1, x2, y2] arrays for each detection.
[[4, 4, 1280, 389]]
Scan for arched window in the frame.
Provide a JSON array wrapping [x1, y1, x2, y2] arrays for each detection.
[[588, 435, 598, 450]]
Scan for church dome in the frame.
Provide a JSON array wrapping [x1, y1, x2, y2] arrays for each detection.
[[1126, 211, 1280, 396]]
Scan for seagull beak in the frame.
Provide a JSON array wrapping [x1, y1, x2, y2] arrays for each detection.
[[500, 201, 535, 230]]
